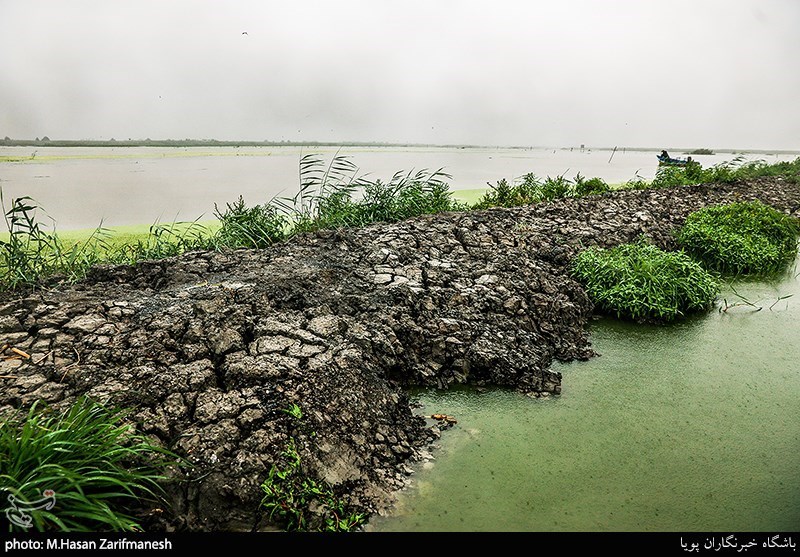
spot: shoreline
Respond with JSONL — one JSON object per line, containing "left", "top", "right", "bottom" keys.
{"left": 3, "top": 143, "right": 799, "bottom": 162}
{"left": 1, "top": 178, "right": 799, "bottom": 530}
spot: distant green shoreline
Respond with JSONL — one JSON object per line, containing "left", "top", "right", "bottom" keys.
{"left": 2, "top": 139, "right": 798, "bottom": 155}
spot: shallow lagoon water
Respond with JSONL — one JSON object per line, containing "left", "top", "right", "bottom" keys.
{"left": 371, "top": 260, "right": 800, "bottom": 531}
{"left": 0, "top": 146, "right": 794, "bottom": 229}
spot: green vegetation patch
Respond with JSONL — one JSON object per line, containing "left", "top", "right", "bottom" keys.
{"left": 677, "top": 201, "right": 800, "bottom": 276}
{"left": 0, "top": 196, "right": 214, "bottom": 290}
{"left": 2, "top": 155, "right": 798, "bottom": 290}
{"left": 0, "top": 398, "right": 173, "bottom": 532}
{"left": 288, "top": 154, "right": 467, "bottom": 234}
{"left": 261, "top": 439, "right": 366, "bottom": 532}
{"left": 573, "top": 240, "right": 719, "bottom": 322}
{"left": 261, "top": 404, "right": 365, "bottom": 532}
{"left": 474, "top": 172, "right": 609, "bottom": 209}
{"left": 0, "top": 154, "right": 467, "bottom": 288}
{"left": 727, "top": 157, "right": 800, "bottom": 184}
{"left": 214, "top": 196, "right": 286, "bottom": 249}
{"left": 637, "top": 156, "right": 800, "bottom": 190}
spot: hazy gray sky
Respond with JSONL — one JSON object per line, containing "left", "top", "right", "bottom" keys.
{"left": 2, "top": 0, "right": 798, "bottom": 149}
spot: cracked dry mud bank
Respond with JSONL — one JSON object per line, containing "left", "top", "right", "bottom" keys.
{"left": 1, "top": 179, "right": 798, "bottom": 530}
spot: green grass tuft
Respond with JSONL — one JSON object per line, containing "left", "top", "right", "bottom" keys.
{"left": 0, "top": 195, "right": 110, "bottom": 288}
{"left": 473, "top": 172, "right": 609, "bottom": 209}
{"left": 649, "top": 160, "right": 705, "bottom": 189}
{"left": 108, "top": 220, "right": 214, "bottom": 265}
{"left": 0, "top": 398, "right": 174, "bottom": 532}
{"left": 261, "top": 404, "right": 365, "bottom": 532}
{"left": 573, "top": 239, "right": 719, "bottom": 322}
{"left": 0, "top": 193, "right": 216, "bottom": 290}
{"left": 573, "top": 174, "right": 611, "bottom": 197}
{"left": 677, "top": 201, "right": 800, "bottom": 276}
{"left": 213, "top": 196, "right": 286, "bottom": 249}
{"left": 212, "top": 154, "right": 468, "bottom": 248}
{"left": 631, "top": 156, "right": 800, "bottom": 190}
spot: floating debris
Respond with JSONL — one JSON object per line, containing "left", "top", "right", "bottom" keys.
{"left": 430, "top": 413, "right": 458, "bottom": 425}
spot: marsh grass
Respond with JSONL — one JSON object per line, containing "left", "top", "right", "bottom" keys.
{"left": 573, "top": 173, "right": 612, "bottom": 197}
{"left": 108, "top": 219, "right": 214, "bottom": 265}
{"left": 284, "top": 154, "right": 467, "bottom": 232}
{"left": 649, "top": 161, "right": 704, "bottom": 189}
{"left": 729, "top": 157, "right": 800, "bottom": 184}
{"left": 0, "top": 194, "right": 110, "bottom": 289}
{"left": 638, "top": 156, "right": 800, "bottom": 189}
{"left": 573, "top": 239, "right": 719, "bottom": 322}
{"left": 0, "top": 193, "right": 215, "bottom": 289}
{"left": 677, "top": 201, "right": 800, "bottom": 276}
{"left": 214, "top": 154, "right": 467, "bottom": 248}
{"left": 212, "top": 196, "right": 286, "bottom": 249}
{"left": 2, "top": 155, "right": 798, "bottom": 290}
{"left": 0, "top": 398, "right": 174, "bottom": 532}
{"left": 473, "top": 172, "right": 610, "bottom": 209}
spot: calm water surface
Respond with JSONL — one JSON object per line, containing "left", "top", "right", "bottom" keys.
{"left": 0, "top": 146, "right": 794, "bottom": 229}
{"left": 371, "top": 260, "right": 800, "bottom": 531}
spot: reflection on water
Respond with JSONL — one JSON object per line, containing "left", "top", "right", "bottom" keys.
{"left": 0, "top": 146, "right": 793, "bottom": 229}
{"left": 371, "top": 258, "right": 800, "bottom": 531}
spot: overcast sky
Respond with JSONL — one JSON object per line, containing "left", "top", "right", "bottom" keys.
{"left": 1, "top": 0, "right": 798, "bottom": 149}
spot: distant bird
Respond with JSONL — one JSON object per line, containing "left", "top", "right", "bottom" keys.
{"left": 242, "top": 31, "right": 248, "bottom": 35}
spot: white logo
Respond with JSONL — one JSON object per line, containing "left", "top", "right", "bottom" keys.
{"left": 4, "top": 490, "right": 56, "bottom": 529}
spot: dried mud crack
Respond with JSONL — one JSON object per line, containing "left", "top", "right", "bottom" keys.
{"left": 1, "top": 178, "right": 798, "bottom": 530}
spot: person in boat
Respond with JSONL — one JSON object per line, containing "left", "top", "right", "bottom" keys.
{"left": 658, "top": 150, "right": 689, "bottom": 166}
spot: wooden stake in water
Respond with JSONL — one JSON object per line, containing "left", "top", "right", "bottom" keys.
{"left": 608, "top": 146, "right": 618, "bottom": 163}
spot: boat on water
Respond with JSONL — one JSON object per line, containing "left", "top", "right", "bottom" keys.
{"left": 657, "top": 150, "right": 692, "bottom": 167}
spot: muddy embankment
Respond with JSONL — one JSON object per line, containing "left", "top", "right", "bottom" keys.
{"left": 1, "top": 178, "right": 799, "bottom": 530}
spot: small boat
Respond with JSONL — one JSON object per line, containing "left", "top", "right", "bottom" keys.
{"left": 657, "top": 153, "right": 691, "bottom": 167}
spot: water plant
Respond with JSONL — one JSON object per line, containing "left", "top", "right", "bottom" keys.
{"left": 649, "top": 160, "right": 705, "bottom": 189}
{"left": 109, "top": 219, "right": 214, "bottom": 264}
{"left": 2, "top": 155, "right": 798, "bottom": 290}
{"left": 573, "top": 173, "right": 611, "bottom": 197}
{"left": 539, "top": 175, "right": 574, "bottom": 201}
{"left": 677, "top": 201, "right": 799, "bottom": 276}
{"left": 0, "top": 398, "right": 174, "bottom": 532}
{"left": 629, "top": 156, "right": 800, "bottom": 190}
{"left": 0, "top": 193, "right": 216, "bottom": 289}
{"left": 213, "top": 196, "right": 286, "bottom": 249}
{"left": 211, "top": 154, "right": 466, "bottom": 248}
{"left": 573, "top": 239, "right": 719, "bottom": 322}
{"left": 0, "top": 195, "right": 110, "bottom": 289}
{"left": 728, "top": 157, "right": 800, "bottom": 184}
{"left": 624, "top": 171, "right": 649, "bottom": 190}
{"left": 284, "top": 154, "right": 466, "bottom": 233}
{"left": 475, "top": 172, "right": 610, "bottom": 209}
{"left": 472, "top": 177, "right": 533, "bottom": 208}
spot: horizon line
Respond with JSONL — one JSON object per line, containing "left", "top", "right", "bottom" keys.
{"left": 2, "top": 138, "right": 799, "bottom": 154}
